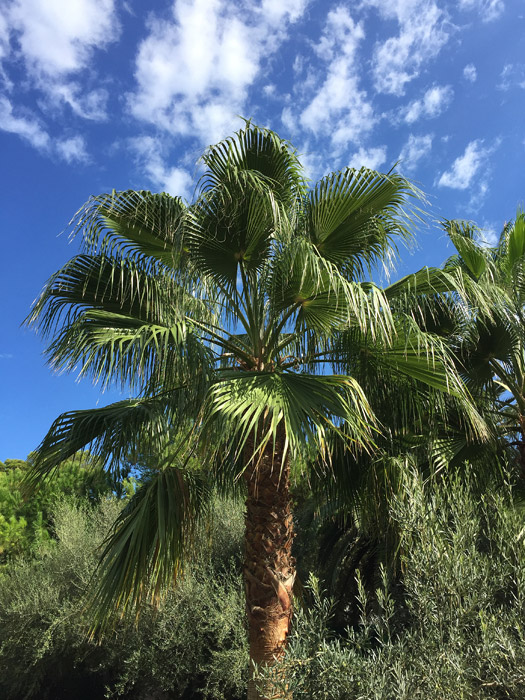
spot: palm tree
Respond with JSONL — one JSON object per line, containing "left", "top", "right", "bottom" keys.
{"left": 26, "top": 124, "right": 484, "bottom": 699}
{"left": 442, "top": 215, "right": 525, "bottom": 481}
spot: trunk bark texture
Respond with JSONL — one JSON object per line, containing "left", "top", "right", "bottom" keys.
{"left": 243, "top": 435, "right": 296, "bottom": 700}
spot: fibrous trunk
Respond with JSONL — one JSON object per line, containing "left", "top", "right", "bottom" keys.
{"left": 243, "top": 435, "right": 296, "bottom": 700}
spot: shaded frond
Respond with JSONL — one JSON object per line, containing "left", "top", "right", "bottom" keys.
{"left": 90, "top": 462, "right": 211, "bottom": 628}
{"left": 70, "top": 190, "right": 188, "bottom": 271}
{"left": 199, "top": 121, "right": 307, "bottom": 207}
{"left": 26, "top": 393, "right": 191, "bottom": 485}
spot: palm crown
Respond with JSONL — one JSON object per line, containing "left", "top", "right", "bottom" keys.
{"left": 27, "top": 124, "right": 485, "bottom": 698}
{"left": 443, "top": 214, "right": 525, "bottom": 478}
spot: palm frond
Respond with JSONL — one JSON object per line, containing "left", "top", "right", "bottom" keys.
{"left": 89, "top": 461, "right": 211, "bottom": 629}
{"left": 202, "top": 371, "right": 377, "bottom": 473}
{"left": 199, "top": 121, "right": 307, "bottom": 206}
{"left": 67, "top": 190, "right": 189, "bottom": 273}
{"left": 267, "top": 238, "right": 395, "bottom": 345}
{"left": 306, "top": 167, "right": 423, "bottom": 276}
{"left": 25, "top": 393, "right": 192, "bottom": 485}
{"left": 26, "top": 254, "right": 216, "bottom": 337}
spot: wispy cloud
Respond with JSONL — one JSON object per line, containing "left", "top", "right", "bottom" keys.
{"left": 0, "top": 353, "right": 14, "bottom": 360}
{"left": 498, "top": 63, "right": 525, "bottom": 91}
{"left": 463, "top": 63, "right": 477, "bottom": 82}
{"left": 40, "top": 83, "right": 109, "bottom": 121}
{"left": 363, "top": 0, "right": 451, "bottom": 96}
{"left": 398, "top": 133, "right": 433, "bottom": 173}
{"left": 437, "top": 139, "right": 494, "bottom": 190}
{"left": 402, "top": 85, "right": 453, "bottom": 124}
{"left": 0, "top": 95, "right": 90, "bottom": 162}
{"left": 128, "top": 135, "right": 194, "bottom": 199}
{"left": 458, "top": 0, "right": 505, "bottom": 22}
{"left": 0, "top": 95, "right": 49, "bottom": 150}
{"left": 55, "top": 135, "right": 89, "bottom": 163}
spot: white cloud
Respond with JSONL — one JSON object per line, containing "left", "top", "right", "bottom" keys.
{"left": 398, "top": 134, "right": 432, "bottom": 173}
{"left": 0, "top": 95, "right": 92, "bottom": 162}
{"left": 463, "top": 63, "right": 477, "bottom": 82}
{"left": 0, "top": 95, "right": 49, "bottom": 150}
{"left": 43, "top": 84, "right": 109, "bottom": 120}
{"left": 348, "top": 145, "right": 387, "bottom": 170}
{"left": 0, "top": 353, "right": 14, "bottom": 360}
{"left": 128, "top": 0, "right": 308, "bottom": 143}
{"left": 499, "top": 63, "right": 525, "bottom": 91}
{"left": 55, "top": 135, "right": 89, "bottom": 163}
{"left": 468, "top": 179, "right": 490, "bottom": 211}
{"left": 294, "top": 145, "right": 326, "bottom": 183}
{"left": 129, "top": 136, "right": 194, "bottom": 199}
{"left": 362, "top": 0, "right": 451, "bottom": 96}
{"left": 1, "top": 0, "right": 118, "bottom": 122}
{"left": 281, "top": 106, "right": 295, "bottom": 135}
{"left": 438, "top": 140, "right": 492, "bottom": 189}
{"left": 403, "top": 84, "right": 453, "bottom": 123}
{"left": 0, "top": 12, "right": 10, "bottom": 63}
{"left": 459, "top": 0, "right": 505, "bottom": 22}
{"left": 260, "top": 0, "right": 307, "bottom": 24}
{"left": 299, "top": 8, "right": 374, "bottom": 150}
{"left": 6, "top": 0, "right": 119, "bottom": 78}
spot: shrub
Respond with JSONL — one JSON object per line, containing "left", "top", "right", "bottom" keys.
{"left": 0, "top": 495, "right": 247, "bottom": 700}
{"left": 265, "top": 473, "right": 525, "bottom": 699}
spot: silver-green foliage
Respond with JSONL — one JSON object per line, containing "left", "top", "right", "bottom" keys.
{"left": 0, "top": 495, "right": 247, "bottom": 700}
{"left": 265, "top": 472, "right": 525, "bottom": 699}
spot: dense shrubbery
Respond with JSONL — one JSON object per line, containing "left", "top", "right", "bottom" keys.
{"left": 0, "top": 494, "right": 247, "bottom": 700}
{"left": 0, "top": 469, "right": 524, "bottom": 699}
{"left": 266, "top": 472, "right": 525, "bottom": 699}
{"left": 0, "top": 454, "right": 113, "bottom": 560}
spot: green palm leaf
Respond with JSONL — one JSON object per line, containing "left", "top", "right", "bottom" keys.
{"left": 306, "top": 167, "right": 422, "bottom": 274}
{"left": 25, "top": 394, "right": 192, "bottom": 485}
{"left": 90, "top": 462, "right": 211, "bottom": 627}
{"left": 72, "top": 190, "right": 188, "bottom": 271}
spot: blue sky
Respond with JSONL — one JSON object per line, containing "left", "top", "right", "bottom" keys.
{"left": 1, "top": 0, "right": 524, "bottom": 460}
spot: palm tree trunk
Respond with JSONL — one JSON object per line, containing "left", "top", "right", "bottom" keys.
{"left": 243, "top": 434, "right": 296, "bottom": 700}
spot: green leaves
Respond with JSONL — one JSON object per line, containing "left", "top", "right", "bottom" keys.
{"left": 26, "top": 121, "right": 490, "bottom": 630}
{"left": 199, "top": 121, "right": 306, "bottom": 207}
{"left": 90, "top": 463, "right": 211, "bottom": 626}
{"left": 443, "top": 220, "right": 488, "bottom": 279}
{"left": 202, "top": 371, "right": 377, "bottom": 470}
{"left": 306, "top": 167, "right": 421, "bottom": 275}
{"left": 72, "top": 190, "right": 188, "bottom": 271}
{"left": 26, "top": 395, "right": 190, "bottom": 486}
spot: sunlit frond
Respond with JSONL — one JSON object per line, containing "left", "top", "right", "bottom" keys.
{"left": 306, "top": 167, "right": 423, "bottom": 276}
{"left": 202, "top": 371, "right": 377, "bottom": 472}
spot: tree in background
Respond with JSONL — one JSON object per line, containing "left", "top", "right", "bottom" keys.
{"left": 26, "top": 123, "right": 485, "bottom": 699}
{"left": 0, "top": 453, "right": 111, "bottom": 560}
{"left": 441, "top": 214, "right": 525, "bottom": 481}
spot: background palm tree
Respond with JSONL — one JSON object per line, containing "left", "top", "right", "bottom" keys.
{"left": 26, "top": 123, "right": 484, "bottom": 699}
{"left": 440, "top": 215, "right": 525, "bottom": 481}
